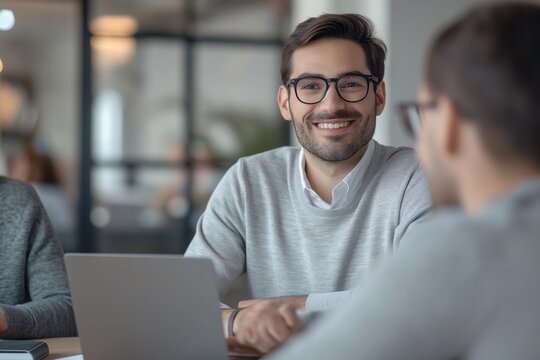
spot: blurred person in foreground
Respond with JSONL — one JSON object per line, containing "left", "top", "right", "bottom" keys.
{"left": 0, "top": 176, "right": 77, "bottom": 339}
{"left": 186, "top": 13, "right": 431, "bottom": 355}
{"left": 267, "top": 2, "right": 540, "bottom": 359}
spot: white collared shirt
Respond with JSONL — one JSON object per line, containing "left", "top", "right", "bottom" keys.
{"left": 299, "top": 140, "right": 375, "bottom": 209}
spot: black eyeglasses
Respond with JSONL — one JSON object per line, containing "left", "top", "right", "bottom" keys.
{"left": 286, "top": 73, "right": 379, "bottom": 105}
{"left": 397, "top": 100, "right": 437, "bottom": 137}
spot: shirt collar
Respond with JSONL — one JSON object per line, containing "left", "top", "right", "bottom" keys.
{"left": 299, "top": 140, "right": 375, "bottom": 209}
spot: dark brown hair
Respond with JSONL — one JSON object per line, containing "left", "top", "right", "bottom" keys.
{"left": 426, "top": 2, "right": 540, "bottom": 164}
{"left": 280, "top": 13, "right": 387, "bottom": 84}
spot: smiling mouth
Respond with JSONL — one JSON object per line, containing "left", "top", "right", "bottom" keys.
{"left": 313, "top": 120, "right": 354, "bottom": 129}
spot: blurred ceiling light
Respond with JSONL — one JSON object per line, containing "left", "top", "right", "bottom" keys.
{"left": 0, "top": 9, "right": 15, "bottom": 31}
{"left": 91, "top": 37, "right": 135, "bottom": 69}
{"left": 90, "top": 15, "right": 138, "bottom": 69}
{"left": 91, "top": 15, "right": 138, "bottom": 36}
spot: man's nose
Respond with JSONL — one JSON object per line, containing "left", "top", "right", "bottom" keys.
{"left": 319, "top": 82, "right": 346, "bottom": 111}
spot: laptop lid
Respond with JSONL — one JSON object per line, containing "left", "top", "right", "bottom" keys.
{"left": 65, "top": 253, "right": 228, "bottom": 360}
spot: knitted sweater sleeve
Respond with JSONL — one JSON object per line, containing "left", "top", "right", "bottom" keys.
{"left": 0, "top": 178, "right": 77, "bottom": 339}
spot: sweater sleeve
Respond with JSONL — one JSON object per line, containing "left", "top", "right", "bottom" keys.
{"left": 305, "top": 290, "right": 355, "bottom": 311}
{"left": 185, "top": 161, "right": 247, "bottom": 302}
{"left": 393, "top": 164, "right": 432, "bottom": 248}
{"left": 0, "top": 184, "right": 77, "bottom": 339}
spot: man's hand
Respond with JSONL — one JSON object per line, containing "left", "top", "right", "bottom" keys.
{"left": 226, "top": 337, "right": 263, "bottom": 357}
{"left": 231, "top": 301, "right": 302, "bottom": 354}
{"left": 0, "top": 308, "right": 8, "bottom": 335}
{"left": 238, "top": 295, "right": 307, "bottom": 311}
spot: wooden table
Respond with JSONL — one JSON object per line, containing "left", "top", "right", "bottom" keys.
{"left": 41, "top": 337, "right": 81, "bottom": 359}
{"left": 40, "top": 337, "right": 260, "bottom": 359}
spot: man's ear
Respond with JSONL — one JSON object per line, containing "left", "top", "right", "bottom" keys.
{"left": 277, "top": 85, "right": 292, "bottom": 121}
{"left": 439, "top": 96, "right": 462, "bottom": 156}
{"left": 375, "top": 80, "right": 386, "bottom": 115}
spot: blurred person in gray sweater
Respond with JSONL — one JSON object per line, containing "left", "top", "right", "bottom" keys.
{"left": 0, "top": 176, "right": 76, "bottom": 339}
{"left": 268, "top": 2, "right": 540, "bottom": 359}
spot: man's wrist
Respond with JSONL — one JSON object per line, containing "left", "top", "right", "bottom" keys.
{"left": 221, "top": 308, "right": 233, "bottom": 336}
{"left": 227, "top": 308, "right": 243, "bottom": 337}
{"left": 294, "top": 295, "right": 307, "bottom": 310}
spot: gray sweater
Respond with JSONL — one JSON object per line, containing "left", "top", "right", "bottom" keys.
{"left": 0, "top": 177, "right": 77, "bottom": 339}
{"left": 269, "top": 178, "right": 540, "bottom": 360}
{"left": 186, "top": 142, "right": 431, "bottom": 309}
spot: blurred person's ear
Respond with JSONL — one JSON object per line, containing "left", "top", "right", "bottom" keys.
{"left": 277, "top": 85, "right": 292, "bottom": 121}
{"left": 438, "top": 95, "right": 463, "bottom": 158}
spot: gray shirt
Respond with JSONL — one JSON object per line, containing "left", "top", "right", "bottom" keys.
{"left": 186, "top": 142, "right": 431, "bottom": 310}
{"left": 0, "top": 177, "right": 77, "bottom": 339}
{"left": 269, "top": 178, "right": 540, "bottom": 360}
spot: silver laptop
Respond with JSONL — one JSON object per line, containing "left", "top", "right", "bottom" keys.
{"left": 65, "top": 253, "right": 229, "bottom": 360}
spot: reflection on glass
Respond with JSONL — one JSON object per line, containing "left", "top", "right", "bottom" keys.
{"left": 91, "top": 37, "right": 136, "bottom": 69}
{"left": 91, "top": 15, "right": 138, "bottom": 36}
{"left": 93, "top": 89, "right": 123, "bottom": 162}
{"left": 91, "top": 15, "right": 138, "bottom": 69}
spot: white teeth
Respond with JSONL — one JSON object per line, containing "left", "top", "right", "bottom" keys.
{"left": 316, "top": 122, "right": 350, "bottom": 129}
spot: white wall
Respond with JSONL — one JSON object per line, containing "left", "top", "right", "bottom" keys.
{"left": 387, "top": 0, "right": 493, "bottom": 147}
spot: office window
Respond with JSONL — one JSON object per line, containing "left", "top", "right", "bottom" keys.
{"left": 84, "top": 0, "right": 289, "bottom": 253}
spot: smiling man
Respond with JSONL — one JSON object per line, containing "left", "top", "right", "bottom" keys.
{"left": 186, "top": 13, "right": 431, "bottom": 354}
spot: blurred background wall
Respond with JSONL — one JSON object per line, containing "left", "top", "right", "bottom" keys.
{"left": 0, "top": 0, "right": 507, "bottom": 255}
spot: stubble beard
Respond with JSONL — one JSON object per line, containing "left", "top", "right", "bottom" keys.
{"left": 291, "top": 111, "right": 376, "bottom": 162}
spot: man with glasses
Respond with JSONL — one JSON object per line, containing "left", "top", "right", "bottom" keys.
{"left": 186, "top": 13, "right": 431, "bottom": 354}
{"left": 267, "top": 2, "right": 540, "bottom": 359}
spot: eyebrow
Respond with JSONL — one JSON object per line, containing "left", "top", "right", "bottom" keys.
{"left": 294, "top": 70, "right": 371, "bottom": 78}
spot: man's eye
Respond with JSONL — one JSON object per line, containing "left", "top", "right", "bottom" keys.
{"left": 300, "top": 83, "right": 322, "bottom": 90}
{"left": 340, "top": 82, "right": 362, "bottom": 88}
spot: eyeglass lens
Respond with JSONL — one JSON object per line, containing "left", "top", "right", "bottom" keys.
{"left": 295, "top": 75, "right": 369, "bottom": 104}
{"left": 399, "top": 105, "right": 423, "bottom": 136}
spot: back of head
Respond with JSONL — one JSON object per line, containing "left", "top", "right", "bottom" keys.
{"left": 426, "top": 2, "right": 540, "bottom": 165}
{"left": 280, "top": 13, "right": 387, "bottom": 84}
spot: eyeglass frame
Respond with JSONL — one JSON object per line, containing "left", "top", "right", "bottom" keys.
{"left": 397, "top": 100, "right": 438, "bottom": 137}
{"left": 285, "top": 72, "right": 380, "bottom": 105}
